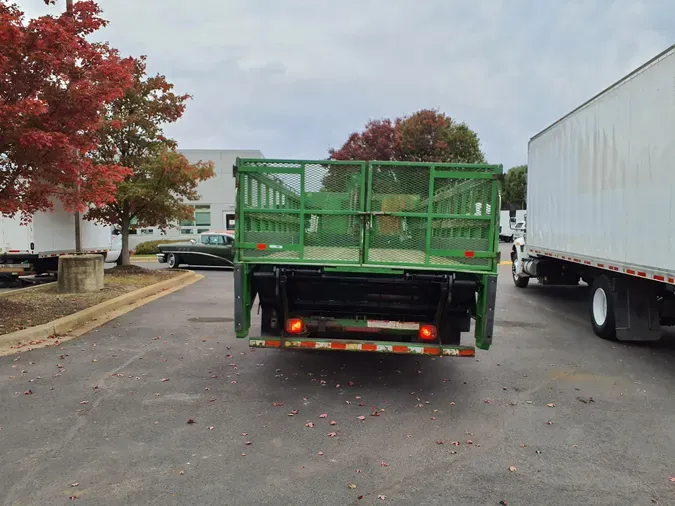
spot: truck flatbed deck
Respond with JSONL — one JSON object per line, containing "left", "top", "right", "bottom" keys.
{"left": 261, "top": 246, "right": 480, "bottom": 268}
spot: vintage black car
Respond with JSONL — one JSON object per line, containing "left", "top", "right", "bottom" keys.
{"left": 157, "top": 231, "right": 234, "bottom": 269}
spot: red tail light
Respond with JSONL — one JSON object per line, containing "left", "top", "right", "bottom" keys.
{"left": 285, "top": 318, "right": 305, "bottom": 334}
{"left": 419, "top": 324, "right": 437, "bottom": 341}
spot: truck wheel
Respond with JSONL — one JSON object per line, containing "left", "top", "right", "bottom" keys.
{"left": 511, "top": 250, "right": 529, "bottom": 288}
{"left": 167, "top": 253, "right": 180, "bottom": 269}
{"left": 590, "top": 275, "right": 616, "bottom": 340}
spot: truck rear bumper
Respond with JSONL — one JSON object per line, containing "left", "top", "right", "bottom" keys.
{"left": 249, "top": 337, "right": 475, "bottom": 357}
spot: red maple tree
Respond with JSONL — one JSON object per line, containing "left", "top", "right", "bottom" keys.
{"left": 326, "top": 109, "right": 486, "bottom": 191}
{"left": 0, "top": 0, "right": 135, "bottom": 217}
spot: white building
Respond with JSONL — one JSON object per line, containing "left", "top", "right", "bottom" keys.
{"left": 128, "top": 149, "right": 263, "bottom": 249}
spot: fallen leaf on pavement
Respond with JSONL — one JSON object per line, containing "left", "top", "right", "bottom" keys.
{"left": 245, "top": 441, "right": 252, "bottom": 445}
{"left": 466, "top": 440, "right": 473, "bottom": 444}
{"left": 208, "top": 426, "right": 214, "bottom": 430}
{"left": 327, "top": 432, "right": 337, "bottom": 437}
{"left": 371, "top": 411, "right": 380, "bottom": 417}
{"left": 508, "top": 466, "right": 517, "bottom": 472}
{"left": 330, "top": 420, "right": 337, "bottom": 425}
{"left": 451, "top": 441, "right": 460, "bottom": 446}
{"left": 319, "top": 413, "right": 327, "bottom": 418}
{"left": 380, "top": 461, "right": 389, "bottom": 467}
{"left": 79, "top": 401, "right": 88, "bottom": 405}
{"left": 71, "top": 482, "right": 79, "bottom": 487}
{"left": 318, "top": 451, "right": 324, "bottom": 456}
{"left": 273, "top": 402, "right": 283, "bottom": 407}
{"left": 305, "top": 422, "right": 315, "bottom": 428}
{"left": 241, "top": 432, "right": 248, "bottom": 436}
{"left": 187, "top": 418, "right": 196, "bottom": 424}
{"left": 241, "top": 453, "right": 246, "bottom": 456}
{"left": 484, "top": 399, "right": 491, "bottom": 404}
{"left": 546, "top": 403, "right": 555, "bottom": 408}
{"left": 436, "top": 440, "right": 443, "bottom": 445}
{"left": 348, "top": 483, "right": 357, "bottom": 489}
{"left": 24, "top": 390, "right": 33, "bottom": 395}
{"left": 378, "top": 495, "right": 386, "bottom": 500}
{"left": 357, "top": 416, "right": 366, "bottom": 421}
{"left": 160, "top": 378, "right": 169, "bottom": 382}
{"left": 288, "top": 410, "right": 299, "bottom": 416}
{"left": 231, "top": 380, "right": 237, "bottom": 384}
{"left": 546, "top": 420, "right": 553, "bottom": 425}
{"left": 179, "top": 470, "right": 185, "bottom": 475}
{"left": 669, "top": 476, "right": 675, "bottom": 482}
{"left": 356, "top": 469, "right": 361, "bottom": 473}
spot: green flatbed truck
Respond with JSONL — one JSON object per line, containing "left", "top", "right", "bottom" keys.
{"left": 233, "top": 158, "right": 502, "bottom": 357}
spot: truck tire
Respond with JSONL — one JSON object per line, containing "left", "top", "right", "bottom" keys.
{"left": 511, "top": 250, "right": 529, "bottom": 288}
{"left": 590, "top": 275, "right": 617, "bottom": 340}
{"left": 167, "top": 253, "right": 180, "bottom": 269}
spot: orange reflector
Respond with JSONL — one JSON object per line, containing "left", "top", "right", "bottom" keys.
{"left": 257, "top": 243, "right": 267, "bottom": 250}
{"left": 458, "top": 348, "right": 475, "bottom": 357}
{"left": 285, "top": 318, "right": 305, "bottom": 334}
{"left": 464, "top": 251, "right": 475, "bottom": 258}
{"left": 419, "top": 324, "right": 437, "bottom": 341}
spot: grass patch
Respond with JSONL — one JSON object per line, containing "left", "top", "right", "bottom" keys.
{"left": 0, "top": 266, "right": 182, "bottom": 335}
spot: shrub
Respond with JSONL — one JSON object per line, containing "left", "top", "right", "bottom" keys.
{"left": 133, "top": 239, "right": 183, "bottom": 255}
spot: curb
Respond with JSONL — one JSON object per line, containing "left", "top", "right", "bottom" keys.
{"left": 0, "top": 270, "right": 203, "bottom": 355}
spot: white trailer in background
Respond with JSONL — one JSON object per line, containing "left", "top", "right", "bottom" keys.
{"left": 511, "top": 44, "right": 675, "bottom": 341}
{"left": 0, "top": 202, "right": 121, "bottom": 279}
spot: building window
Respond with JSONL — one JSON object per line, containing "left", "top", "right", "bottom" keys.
{"left": 180, "top": 205, "right": 211, "bottom": 234}
{"left": 140, "top": 228, "right": 154, "bottom": 235}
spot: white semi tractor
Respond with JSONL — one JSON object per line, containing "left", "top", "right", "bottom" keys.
{"left": 511, "top": 44, "right": 675, "bottom": 341}
{"left": 0, "top": 202, "right": 122, "bottom": 279}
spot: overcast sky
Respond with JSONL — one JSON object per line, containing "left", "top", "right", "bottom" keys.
{"left": 16, "top": 0, "right": 674, "bottom": 169}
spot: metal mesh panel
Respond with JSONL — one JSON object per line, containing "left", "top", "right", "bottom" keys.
{"left": 366, "top": 163, "right": 495, "bottom": 268}
{"left": 237, "top": 159, "right": 499, "bottom": 270}
{"left": 302, "top": 161, "right": 363, "bottom": 262}
{"left": 239, "top": 165, "right": 302, "bottom": 260}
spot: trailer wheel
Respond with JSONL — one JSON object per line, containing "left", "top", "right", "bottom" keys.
{"left": 590, "top": 275, "right": 616, "bottom": 340}
{"left": 511, "top": 249, "right": 529, "bottom": 288}
{"left": 167, "top": 253, "right": 180, "bottom": 269}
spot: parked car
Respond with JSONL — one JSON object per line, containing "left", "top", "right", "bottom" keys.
{"left": 157, "top": 231, "right": 234, "bottom": 269}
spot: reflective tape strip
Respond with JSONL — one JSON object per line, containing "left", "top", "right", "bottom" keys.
{"left": 529, "top": 248, "right": 675, "bottom": 286}
{"left": 248, "top": 339, "right": 475, "bottom": 357}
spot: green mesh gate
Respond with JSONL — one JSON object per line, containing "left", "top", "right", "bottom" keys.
{"left": 364, "top": 161, "right": 500, "bottom": 269}
{"left": 235, "top": 158, "right": 501, "bottom": 272}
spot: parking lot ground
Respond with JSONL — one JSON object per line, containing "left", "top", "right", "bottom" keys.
{"left": 1, "top": 259, "right": 674, "bottom": 505}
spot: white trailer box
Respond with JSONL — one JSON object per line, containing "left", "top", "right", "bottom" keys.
{"left": 513, "top": 45, "right": 675, "bottom": 341}
{"left": 0, "top": 201, "right": 118, "bottom": 274}
{"left": 527, "top": 45, "right": 675, "bottom": 280}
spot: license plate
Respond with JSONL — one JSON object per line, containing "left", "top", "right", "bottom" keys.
{"left": 366, "top": 320, "right": 419, "bottom": 330}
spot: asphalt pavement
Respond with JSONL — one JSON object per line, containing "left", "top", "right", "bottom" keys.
{"left": 1, "top": 250, "right": 674, "bottom": 505}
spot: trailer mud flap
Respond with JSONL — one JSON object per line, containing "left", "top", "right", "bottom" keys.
{"left": 476, "top": 274, "right": 497, "bottom": 350}
{"left": 249, "top": 338, "right": 475, "bottom": 357}
{"left": 234, "top": 263, "right": 249, "bottom": 338}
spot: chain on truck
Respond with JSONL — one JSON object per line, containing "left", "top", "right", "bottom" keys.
{"left": 232, "top": 158, "right": 503, "bottom": 357}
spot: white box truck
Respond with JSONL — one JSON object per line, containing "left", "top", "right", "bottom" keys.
{"left": 0, "top": 202, "right": 122, "bottom": 279}
{"left": 510, "top": 44, "right": 675, "bottom": 341}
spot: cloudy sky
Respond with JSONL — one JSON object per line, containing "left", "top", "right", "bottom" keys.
{"left": 16, "top": 0, "right": 674, "bottom": 169}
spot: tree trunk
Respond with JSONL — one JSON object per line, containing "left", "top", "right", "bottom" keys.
{"left": 120, "top": 211, "right": 131, "bottom": 266}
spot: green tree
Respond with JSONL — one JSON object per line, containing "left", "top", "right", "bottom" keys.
{"left": 502, "top": 164, "right": 527, "bottom": 209}
{"left": 327, "top": 109, "right": 485, "bottom": 192}
{"left": 85, "top": 56, "right": 214, "bottom": 264}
